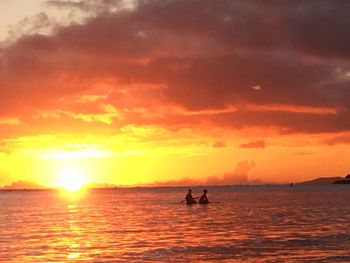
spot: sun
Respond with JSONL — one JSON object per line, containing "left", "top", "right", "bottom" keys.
{"left": 56, "top": 168, "right": 87, "bottom": 192}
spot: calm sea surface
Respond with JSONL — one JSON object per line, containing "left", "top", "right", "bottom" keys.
{"left": 1, "top": 185, "right": 350, "bottom": 262}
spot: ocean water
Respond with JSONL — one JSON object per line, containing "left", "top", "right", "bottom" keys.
{"left": 1, "top": 185, "right": 350, "bottom": 262}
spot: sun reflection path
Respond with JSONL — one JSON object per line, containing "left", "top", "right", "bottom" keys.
{"left": 65, "top": 205, "right": 83, "bottom": 260}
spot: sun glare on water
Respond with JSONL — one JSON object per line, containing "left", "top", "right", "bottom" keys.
{"left": 56, "top": 168, "right": 87, "bottom": 192}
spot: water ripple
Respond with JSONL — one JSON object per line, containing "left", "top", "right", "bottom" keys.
{"left": 0, "top": 186, "right": 350, "bottom": 262}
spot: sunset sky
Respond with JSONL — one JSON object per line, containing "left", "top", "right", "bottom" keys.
{"left": 0, "top": 0, "right": 349, "bottom": 188}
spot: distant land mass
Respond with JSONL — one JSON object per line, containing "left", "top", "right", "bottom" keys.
{"left": 85, "top": 182, "right": 117, "bottom": 189}
{"left": 1, "top": 181, "right": 46, "bottom": 190}
{"left": 299, "top": 174, "right": 350, "bottom": 185}
{"left": 1, "top": 174, "right": 350, "bottom": 190}
{"left": 333, "top": 174, "right": 350, "bottom": 184}
{"left": 0, "top": 181, "right": 118, "bottom": 190}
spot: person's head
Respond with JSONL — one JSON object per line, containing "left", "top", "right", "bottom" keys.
{"left": 188, "top": 189, "right": 192, "bottom": 193}
{"left": 203, "top": 189, "right": 207, "bottom": 193}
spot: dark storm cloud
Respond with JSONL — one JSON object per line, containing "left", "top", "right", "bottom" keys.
{"left": 0, "top": 0, "right": 349, "bottom": 133}
{"left": 46, "top": 0, "right": 124, "bottom": 13}
{"left": 211, "top": 110, "right": 350, "bottom": 134}
{"left": 43, "top": 0, "right": 350, "bottom": 59}
{"left": 156, "top": 54, "right": 336, "bottom": 110}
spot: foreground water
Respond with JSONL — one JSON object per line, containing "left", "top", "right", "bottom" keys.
{"left": 1, "top": 185, "right": 350, "bottom": 262}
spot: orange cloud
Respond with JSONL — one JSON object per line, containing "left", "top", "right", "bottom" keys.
{"left": 324, "top": 134, "right": 350, "bottom": 145}
{"left": 239, "top": 140, "right": 266, "bottom": 149}
{"left": 206, "top": 161, "right": 256, "bottom": 185}
{"left": 212, "top": 141, "right": 227, "bottom": 148}
{"left": 154, "top": 161, "right": 257, "bottom": 186}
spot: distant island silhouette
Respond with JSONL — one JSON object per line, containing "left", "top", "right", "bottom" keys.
{"left": 1, "top": 174, "right": 350, "bottom": 190}
{"left": 0, "top": 180, "right": 45, "bottom": 190}
{"left": 333, "top": 174, "right": 350, "bottom": 184}
{"left": 299, "top": 174, "right": 350, "bottom": 185}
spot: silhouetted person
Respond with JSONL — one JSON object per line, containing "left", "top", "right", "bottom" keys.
{"left": 199, "top": 189, "right": 210, "bottom": 204}
{"left": 185, "top": 189, "right": 197, "bottom": 204}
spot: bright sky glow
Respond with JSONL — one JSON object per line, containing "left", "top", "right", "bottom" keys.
{"left": 0, "top": 1, "right": 349, "bottom": 188}
{"left": 55, "top": 167, "right": 88, "bottom": 192}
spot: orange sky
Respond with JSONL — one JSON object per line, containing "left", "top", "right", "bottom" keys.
{"left": 0, "top": 0, "right": 350, "bottom": 188}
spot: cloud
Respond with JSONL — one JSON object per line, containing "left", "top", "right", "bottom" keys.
{"left": 154, "top": 160, "right": 257, "bottom": 186}
{"left": 153, "top": 177, "right": 199, "bottom": 187}
{"left": 0, "top": 140, "right": 13, "bottom": 155}
{"left": 206, "top": 160, "right": 256, "bottom": 185}
{"left": 212, "top": 141, "right": 226, "bottom": 148}
{"left": 239, "top": 140, "right": 266, "bottom": 149}
{"left": 6, "top": 13, "right": 53, "bottom": 41}
{"left": 324, "top": 134, "right": 350, "bottom": 145}
{"left": 0, "top": 141, "right": 7, "bottom": 154}
{"left": 46, "top": 0, "right": 129, "bottom": 14}
{"left": 0, "top": 0, "right": 349, "bottom": 136}
{"left": 150, "top": 160, "right": 257, "bottom": 186}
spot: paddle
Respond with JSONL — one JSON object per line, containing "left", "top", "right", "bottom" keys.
{"left": 181, "top": 201, "right": 221, "bottom": 204}
{"left": 180, "top": 196, "right": 200, "bottom": 203}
